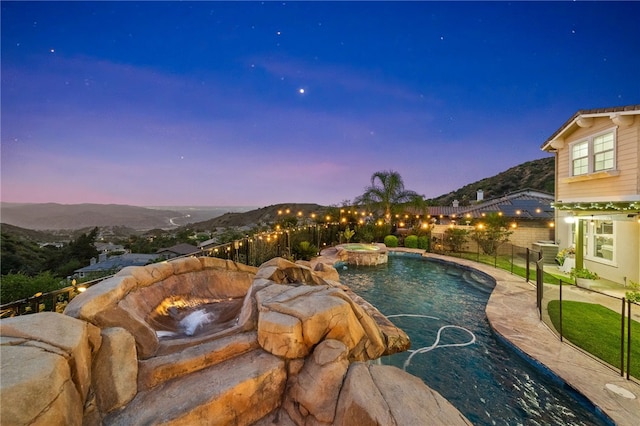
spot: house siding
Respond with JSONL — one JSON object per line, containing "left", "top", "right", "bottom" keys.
{"left": 556, "top": 116, "right": 640, "bottom": 202}
{"left": 583, "top": 220, "right": 640, "bottom": 285}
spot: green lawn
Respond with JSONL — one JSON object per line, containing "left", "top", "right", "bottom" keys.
{"left": 547, "top": 300, "right": 640, "bottom": 379}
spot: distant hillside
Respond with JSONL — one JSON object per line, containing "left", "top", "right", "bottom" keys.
{"left": 0, "top": 203, "right": 182, "bottom": 231}
{"left": 0, "top": 158, "right": 555, "bottom": 233}
{"left": 427, "top": 157, "right": 554, "bottom": 206}
{"left": 0, "top": 223, "right": 65, "bottom": 243}
{"left": 189, "top": 203, "right": 327, "bottom": 231}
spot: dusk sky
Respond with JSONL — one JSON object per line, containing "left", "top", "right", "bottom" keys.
{"left": 2, "top": 1, "right": 640, "bottom": 208}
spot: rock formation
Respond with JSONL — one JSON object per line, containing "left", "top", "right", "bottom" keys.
{"left": 0, "top": 256, "right": 471, "bottom": 425}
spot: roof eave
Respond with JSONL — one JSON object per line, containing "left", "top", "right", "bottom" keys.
{"left": 541, "top": 105, "right": 640, "bottom": 152}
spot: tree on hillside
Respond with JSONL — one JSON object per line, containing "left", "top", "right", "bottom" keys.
{"left": 355, "top": 170, "right": 424, "bottom": 223}
{"left": 46, "top": 227, "right": 100, "bottom": 277}
{"left": 0, "top": 232, "right": 49, "bottom": 275}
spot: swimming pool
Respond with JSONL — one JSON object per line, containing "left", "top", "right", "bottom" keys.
{"left": 338, "top": 253, "right": 609, "bottom": 425}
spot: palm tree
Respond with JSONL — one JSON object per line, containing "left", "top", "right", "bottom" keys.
{"left": 355, "top": 170, "right": 424, "bottom": 223}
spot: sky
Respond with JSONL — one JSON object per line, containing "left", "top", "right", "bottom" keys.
{"left": 2, "top": 1, "right": 640, "bottom": 208}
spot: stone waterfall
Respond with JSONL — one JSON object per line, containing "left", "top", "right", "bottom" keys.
{"left": 0, "top": 256, "right": 471, "bottom": 425}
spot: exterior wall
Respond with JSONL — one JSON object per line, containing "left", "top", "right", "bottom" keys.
{"left": 582, "top": 220, "right": 640, "bottom": 284}
{"left": 554, "top": 214, "right": 640, "bottom": 284}
{"left": 431, "top": 223, "right": 554, "bottom": 254}
{"left": 509, "top": 223, "right": 555, "bottom": 248}
{"left": 556, "top": 116, "right": 640, "bottom": 202}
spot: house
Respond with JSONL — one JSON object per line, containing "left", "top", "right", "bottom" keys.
{"left": 427, "top": 189, "right": 556, "bottom": 254}
{"left": 95, "top": 242, "right": 127, "bottom": 254}
{"left": 541, "top": 105, "right": 640, "bottom": 285}
{"left": 74, "top": 253, "right": 158, "bottom": 279}
{"left": 156, "top": 243, "right": 199, "bottom": 260}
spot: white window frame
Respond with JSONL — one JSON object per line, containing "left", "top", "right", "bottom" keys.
{"left": 569, "top": 127, "right": 617, "bottom": 177}
{"left": 582, "top": 218, "right": 616, "bottom": 265}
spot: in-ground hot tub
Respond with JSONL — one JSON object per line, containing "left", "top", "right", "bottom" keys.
{"left": 337, "top": 243, "right": 388, "bottom": 266}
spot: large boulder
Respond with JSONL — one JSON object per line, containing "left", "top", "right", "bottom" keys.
{"left": 91, "top": 327, "right": 138, "bottom": 413}
{"left": 284, "top": 339, "right": 350, "bottom": 424}
{"left": 256, "top": 283, "right": 386, "bottom": 361}
{"left": 335, "top": 363, "right": 473, "bottom": 426}
{"left": 0, "top": 312, "right": 102, "bottom": 425}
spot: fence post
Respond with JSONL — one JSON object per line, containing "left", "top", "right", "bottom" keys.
{"left": 559, "top": 279, "right": 563, "bottom": 342}
{"left": 34, "top": 294, "right": 42, "bottom": 313}
{"left": 620, "top": 297, "right": 626, "bottom": 377}
{"left": 627, "top": 299, "right": 632, "bottom": 380}
{"left": 526, "top": 248, "right": 530, "bottom": 282}
{"left": 536, "top": 259, "right": 543, "bottom": 319}
{"left": 510, "top": 244, "right": 514, "bottom": 274}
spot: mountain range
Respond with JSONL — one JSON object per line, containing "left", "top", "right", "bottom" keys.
{"left": 0, "top": 157, "right": 554, "bottom": 232}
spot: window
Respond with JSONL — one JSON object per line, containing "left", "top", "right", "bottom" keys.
{"left": 570, "top": 129, "right": 616, "bottom": 176}
{"left": 572, "top": 141, "right": 589, "bottom": 175}
{"left": 583, "top": 218, "right": 615, "bottom": 263}
{"left": 593, "top": 132, "right": 615, "bottom": 171}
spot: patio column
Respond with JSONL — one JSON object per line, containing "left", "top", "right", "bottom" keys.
{"left": 575, "top": 218, "right": 584, "bottom": 270}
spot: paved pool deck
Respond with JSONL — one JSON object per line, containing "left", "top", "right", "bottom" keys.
{"left": 425, "top": 253, "right": 640, "bottom": 426}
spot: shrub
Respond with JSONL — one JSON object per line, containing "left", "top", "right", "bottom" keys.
{"left": 570, "top": 268, "right": 599, "bottom": 280}
{"left": 0, "top": 272, "right": 64, "bottom": 305}
{"left": 443, "top": 228, "right": 469, "bottom": 252}
{"left": 384, "top": 235, "right": 398, "bottom": 248}
{"left": 357, "top": 228, "right": 375, "bottom": 243}
{"left": 469, "top": 213, "right": 512, "bottom": 255}
{"left": 417, "top": 236, "right": 430, "bottom": 251}
{"left": 625, "top": 280, "right": 640, "bottom": 303}
{"left": 293, "top": 241, "right": 318, "bottom": 261}
{"left": 342, "top": 227, "right": 355, "bottom": 243}
{"left": 404, "top": 235, "right": 418, "bottom": 248}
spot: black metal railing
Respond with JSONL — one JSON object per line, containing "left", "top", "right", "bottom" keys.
{"left": 540, "top": 277, "right": 638, "bottom": 383}
{"left": 1, "top": 224, "right": 346, "bottom": 318}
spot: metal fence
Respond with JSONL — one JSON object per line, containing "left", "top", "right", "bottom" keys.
{"left": 3, "top": 228, "right": 638, "bottom": 384}
{"left": 431, "top": 239, "right": 544, "bottom": 283}
{"left": 539, "top": 277, "right": 639, "bottom": 382}
{"left": 0, "top": 224, "right": 345, "bottom": 318}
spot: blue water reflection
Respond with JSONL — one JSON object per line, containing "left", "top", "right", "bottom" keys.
{"left": 338, "top": 254, "right": 609, "bottom": 426}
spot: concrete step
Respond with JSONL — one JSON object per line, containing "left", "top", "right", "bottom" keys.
{"left": 138, "top": 331, "right": 259, "bottom": 391}
{"left": 106, "top": 349, "right": 287, "bottom": 426}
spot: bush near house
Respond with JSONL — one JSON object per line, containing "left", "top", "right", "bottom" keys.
{"left": 570, "top": 268, "right": 599, "bottom": 280}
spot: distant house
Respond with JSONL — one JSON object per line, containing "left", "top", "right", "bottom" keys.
{"left": 541, "top": 105, "right": 640, "bottom": 285}
{"left": 426, "top": 189, "right": 555, "bottom": 251}
{"left": 198, "top": 238, "right": 219, "bottom": 251}
{"left": 95, "top": 242, "right": 127, "bottom": 254}
{"left": 156, "top": 243, "right": 199, "bottom": 260}
{"left": 74, "top": 253, "right": 158, "bottom": 279}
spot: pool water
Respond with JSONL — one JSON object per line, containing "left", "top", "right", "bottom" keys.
{"left": 341, "top": 243, "right": 380, "bottom": 251}
{"left": 338, "top": 254, "right": 609, "bottom": 426}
